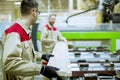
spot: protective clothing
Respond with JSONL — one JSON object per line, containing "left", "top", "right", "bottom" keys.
{"left": 42, "top": 54, "right": 54, "bottom": 62}
{"left": 40, "top": 66, "right": 62, "bottom": 80}
{"left": 2, "top": 21, "right": 43, "bottom": 80}
{"left": 40, "top": 24, "right": 67, "bottom": 54}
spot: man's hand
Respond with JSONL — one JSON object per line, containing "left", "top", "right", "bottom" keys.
{"left": 42, "top": 54, "right": 54, "bottom": 62}
{"left": 40, "top": 66, "right": 62, "bottom": 80}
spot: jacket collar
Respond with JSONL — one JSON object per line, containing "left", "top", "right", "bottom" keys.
{"left": 16, "top": 19, "right": 31, "bottom": 35}
{"left": 45, "top": 24, "right": 57, "bottom": 31}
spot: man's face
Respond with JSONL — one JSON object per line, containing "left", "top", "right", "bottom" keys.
{"left": 49, "top": 15, "right": 56, "bottom": 26}
{"left": 32, "top": 8, "right": 40, "bottom": 25}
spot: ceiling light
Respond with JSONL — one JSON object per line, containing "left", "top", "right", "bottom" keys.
{"left": 14, "top": 2, "right": 21, "bottom": 5}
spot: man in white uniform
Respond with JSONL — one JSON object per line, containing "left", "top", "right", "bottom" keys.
{"left": 2, "top": 0, "right": 62, "bottom": 80}
{"left": 41, "top": 14, "right": 67, "bottom": 54}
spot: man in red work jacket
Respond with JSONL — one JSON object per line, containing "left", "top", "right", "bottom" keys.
{"left": 41, "top": 14, "right": 67, "bottom": 54}
{"left": 40, "top": 13, "right": 67, "bottom": 80}
{"left": 2, "top": 0, "right": 62, "bottom": 80}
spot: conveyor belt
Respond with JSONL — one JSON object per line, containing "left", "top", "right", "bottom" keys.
{"left": 69, "top": 51, "right": 120, "bottom": 77}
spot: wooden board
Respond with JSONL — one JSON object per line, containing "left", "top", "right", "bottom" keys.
{"left": 48, "top": 42, "right": 72, "bottom": 76}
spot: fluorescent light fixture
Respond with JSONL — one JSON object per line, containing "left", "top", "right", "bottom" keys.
{"left": 14, "top": 2, "right": 21, "bottom": 5}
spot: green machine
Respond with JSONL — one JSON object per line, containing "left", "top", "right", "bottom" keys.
{"left": 37, "top": 24, "right": 120, "bottom": 53}
{"left": 62, "top": 31, "right": 120, "bottom": 53}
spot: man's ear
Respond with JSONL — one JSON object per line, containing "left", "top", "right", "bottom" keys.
{"left": 31, "top": 9, "right": 36, "bottom": 17}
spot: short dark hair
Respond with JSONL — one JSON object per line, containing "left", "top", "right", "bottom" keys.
{"left": 20, "top": 0, "right": 38, "bottom": 15}
{"left": 48, "top": 13, "right": 56, "bottom": 19}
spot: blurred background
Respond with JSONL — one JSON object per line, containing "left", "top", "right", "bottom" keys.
{"left": 0, "top": 0, "right": 120, "bottom": 80}
{"left": 0, "top": 0, "right": 98, "bottom": 21}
